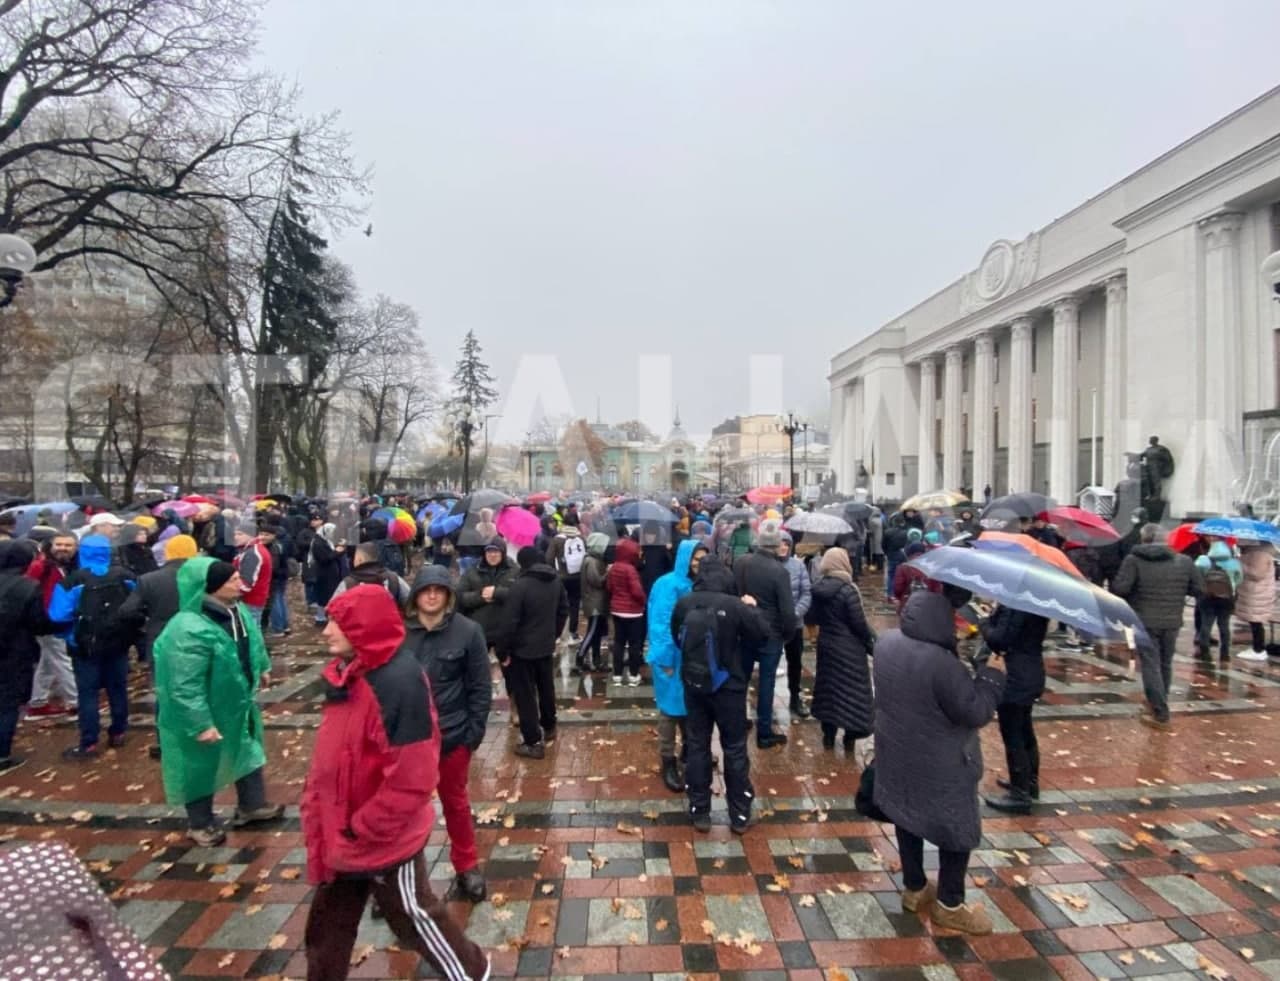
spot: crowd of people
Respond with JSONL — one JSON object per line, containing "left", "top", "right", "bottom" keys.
{"left": 0, "top": 484, "right": 1275, "bottom": 967}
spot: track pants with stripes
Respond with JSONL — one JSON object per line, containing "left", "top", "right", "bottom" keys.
{"left": 305, "top": 850, "right": 489, "bottom": 981}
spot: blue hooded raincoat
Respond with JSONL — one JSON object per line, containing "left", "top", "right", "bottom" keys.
{"left": 645, "top": 539, "right": 700, "bottom": 717}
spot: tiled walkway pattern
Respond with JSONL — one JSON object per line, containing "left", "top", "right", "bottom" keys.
{"left": 2, "top": 590, "right": 1279, "bottom": 980}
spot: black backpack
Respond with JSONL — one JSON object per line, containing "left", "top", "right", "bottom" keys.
{"left": 679, "top": 604, "right": 730, "bottom": 694}
{"left": 72, "top": 571, "right": 132, "bottom": 657}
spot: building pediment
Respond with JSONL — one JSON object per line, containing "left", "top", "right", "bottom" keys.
{"left": 959, "top": 232, "right": 1041, "bottom": 314}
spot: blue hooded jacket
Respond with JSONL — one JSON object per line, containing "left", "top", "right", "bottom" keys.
{"left": 49, "top": 535, "right": 134, "bottom": 646}
{"left": 645, "top": 539, "right": 701, "bottom": 718}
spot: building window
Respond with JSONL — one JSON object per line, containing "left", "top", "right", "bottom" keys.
{"left": 1031, "top": 328, "right": 1038, "bottom": 373}
{"left": 631, "top": 466, "right": 641, "bottom": 487}
{"left": 607, "top": 465, "right": 618, "bottom": 486}
{"left": 994, "top": 348, "right": 1000, "bottom": 383}
{"left": 773, "top": 471, "right": 783, "bottom": 484}
{"left": 993, "top": 407, "right": 1000, "bottom": 446}
{"left": 534, "top": 463, "right": 545, "bottom": 478}
{"left": 886, "top": 472, "right": 896, "bottom": 486}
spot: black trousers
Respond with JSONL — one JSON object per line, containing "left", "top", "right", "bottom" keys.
{"left": 1249, "top": 621, "right": 1267, "bottom": 654}
{"left": 577, "top": 613, "right": 606, "bottom": 667}
{"left": 563, "top": 576, "right": 581, "bottom": 636}
{"left": 783, "top": 628, "right": 805, "bottom": 706}
{"left": 508, "top": 656, "right": 556, "bottom": 747}
{"left": 305, "top": 851, "right": 488, "bottom": 981}
{"left": 895, "top": 826, "right": 970, "bottom": 908}
{"left": 611, "top": 615, "right": 645, "bottom": 676}
{"left": 996, "top": 702, "right": 1039, "bottom": 794}
{"left": 685, "top": 686, "right": 753, "bottom": 823}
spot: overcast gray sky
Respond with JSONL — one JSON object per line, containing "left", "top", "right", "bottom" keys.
{"left": 256, "top": 0, "right": 1280, "bottom": 443}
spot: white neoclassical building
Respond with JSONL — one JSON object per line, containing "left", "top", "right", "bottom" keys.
{"left": 829, "top": 86, "right": 1280, "bottom": 517}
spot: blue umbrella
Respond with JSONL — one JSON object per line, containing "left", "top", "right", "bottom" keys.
{"left": 1191, "top": 516, "right": 1280, "bottom": 546}
{"left": 428, "top": 511, "right": 466, "bottom": 539}
{"left": 611, "top": 500, "right": 677, "bottom": 524}
{"left": 907, "top": 545, "right": 1151, "bottom": 650}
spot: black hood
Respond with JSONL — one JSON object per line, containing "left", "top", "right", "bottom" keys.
{"left": 899, "top": 591, "right": 956, "bottom": 649}
{"left": 692, "top": 555, "right": 736, "bottom": 595}
{"left": 522, "top": 562, "right": 559, "bottom": 582}
{"left": 0, "top": 539, "right": 36, "bottom": 573}
{"left": 1131, "top": 544, "right": 1174, "bottom": 562}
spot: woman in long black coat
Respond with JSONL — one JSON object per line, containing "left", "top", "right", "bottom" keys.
{"left": 308, "top": 522, "right": 343, "bottom": 625}
{"left": 0, "top": 540, "right": 53, "bottom": 769}
{"left": 809, "top": 547, "right": 876, "bottom": 751}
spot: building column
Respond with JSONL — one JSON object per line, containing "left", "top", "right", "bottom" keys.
{"left": 829, "top": 383, "right": 846, "bottom": 492}
{"left": 917, "top": 356, "right": 938, "bottom": 491}
{"left": 971, "top": 331, "right": 995, "bottom": 499}
{"left": 1050, "top": 296, "right": 1080, "bottom": 502}
{"left": 942, "top": 346, "right": 964, "bottom": 490}
{"left": 1199, "top": 212, "right": 1245, "bottom": 512}
{"left": 1101, "top": 276, "right": 1127, "bottom": 488}
{"left": 843, "top": 381, "right": 859, "bottom": 488}
{"left": 1007, "top": 316, "right": 1034, "bottom": 493}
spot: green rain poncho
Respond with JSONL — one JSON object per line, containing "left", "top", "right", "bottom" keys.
{"left": 152, "top": 556, "right": 271, "bottom": 805}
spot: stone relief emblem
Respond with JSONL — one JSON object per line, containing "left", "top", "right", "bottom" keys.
{"left": 960, "top": 232, "right": 1041, "bottom": 313}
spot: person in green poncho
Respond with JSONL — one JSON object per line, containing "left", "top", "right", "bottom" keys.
{"left": 153, "top": 557, "right": 284, "bottom": 846}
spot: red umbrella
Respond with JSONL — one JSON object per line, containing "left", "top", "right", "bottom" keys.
{"left": 746, "top": 484, "right": 792, "bottom": 506}
{"left": 1046, "top": 506, "right": 1120, "bottom": 547}
{"left": 1167, "top": 522, "right": 1235, "bottom": 554}
{"left": 526, "top": 491, "right": 553, "bottom": 505}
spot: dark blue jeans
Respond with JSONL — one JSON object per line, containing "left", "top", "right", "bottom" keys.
{"left": 72, "top": 652, "right": 129, "bottom": 750}
{"left": 0, "top": 705, "right": 19, "bottom": 759}
{"left": 749, "top": 640, "right": 783, "bottom": 738}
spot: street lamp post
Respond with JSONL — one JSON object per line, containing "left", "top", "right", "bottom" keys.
{"left": 525, "top": 431, "right": 534, "bottom": 491}
{"left": 477, "top": 413, "right": 501, "bottom": 485}
{"left": 458, "top": 407, "right": 477, "bottom": 494}
{"left": 776, "top": 412, "right": 807, "bottom": 496}
{"left": 712, "top": 444, "right": 726, "bottom": 495}
{"left": 0, "top": 233, "right": 38, "bottom": 308}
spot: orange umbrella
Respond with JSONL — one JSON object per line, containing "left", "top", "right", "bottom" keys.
{"left": 975, "top": 531, "right": 1084, "bottom": 579}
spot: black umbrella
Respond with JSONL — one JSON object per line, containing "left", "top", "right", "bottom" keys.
{"left": 980, "top": 493, "right": 1056, "bottom": 529}
{"left": 449, "top": 488, "right": 516, "bottom": 515}
{"left": 611, "top": 500, "right": 678, "bottom": 524}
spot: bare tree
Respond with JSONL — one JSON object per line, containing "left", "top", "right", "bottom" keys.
{"left": 347, "top": 295, "right": 437, "bottom": 495}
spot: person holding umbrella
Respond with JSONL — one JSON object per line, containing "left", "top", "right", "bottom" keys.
{"left": 873, "top": 587, "right": 1006, "bottom": 935}
{"left": 1235, "top": 542, "right": 1276, "bottom": 662}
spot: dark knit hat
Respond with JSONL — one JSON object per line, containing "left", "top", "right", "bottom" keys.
{"left": 205, "top": 560, "right": 236, "bottom": 594}
{"left": 516, "top": 546, "right": 540, "bottom": 570}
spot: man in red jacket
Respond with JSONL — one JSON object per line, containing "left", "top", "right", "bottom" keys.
{"left": 232, "top": 522, "right": 272, "bottom": 622}
{"left": 303, "top": 584, "right": 490, "bottom": 981}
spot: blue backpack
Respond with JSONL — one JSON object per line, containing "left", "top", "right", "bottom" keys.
{"left": 679, "top": 605, "right": 729, "bottom": 693}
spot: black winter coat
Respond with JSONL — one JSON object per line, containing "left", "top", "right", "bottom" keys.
{"left": 809, "top": 576, "right": 876, "bottom": 737}
{"left": 732, "top": 550, "right": 796, "bottom": 644}
{"left": 0, "top": 545, "right": 53, "bottom": 711}
{"left": 982, "top": 606, "right": 1048, "bottom": 706}
{"left": 401, "top": 610, "right": 491, "bottom": 754}
{"left": 640, "top": 543, "right": 671, "bottom": 597}
{"left": 118, "top": 560, "right": 185, "bottom": 650}
{"left": 1111, "top": 545, "right": 1202, "bottom": 631}
{"left": 309, "top": 536, "right": 343, "bottom": 607}
{"left": 671, "top": 557, "right": 767, "bottom": 692}
{"left": 499, "top": 564, "right": 568, "bottom": 661}
{"left": 456, "top": 557, "right": 517, "bottom": 647}
{"left": 872, "top": 591, "right": 1005, "bottom": 851}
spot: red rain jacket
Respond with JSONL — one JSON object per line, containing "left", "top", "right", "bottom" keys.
{"left": 302, "top": 584, "right": 440, "bottom": 884}
{"left": 606, "top": 538, "right": 646, "bottom": 616}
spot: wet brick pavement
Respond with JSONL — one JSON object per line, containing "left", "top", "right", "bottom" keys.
{"left": 2, "top": 583, "right": 1279, "bottom": 980}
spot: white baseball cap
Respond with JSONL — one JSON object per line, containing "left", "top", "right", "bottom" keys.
{"left": 88, "top": 512, "right": 125, "bottom": 527}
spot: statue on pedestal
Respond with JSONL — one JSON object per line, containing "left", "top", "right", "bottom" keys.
{"left": 1138, "top": 436, "right": 1175, "bottom": 522}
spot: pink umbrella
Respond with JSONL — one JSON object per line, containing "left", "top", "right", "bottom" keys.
{"left": 151, "top": 500, "right": 199, "bottom": 518}
{"left": 496, "top": 504, "right": 541, "bottom": 547}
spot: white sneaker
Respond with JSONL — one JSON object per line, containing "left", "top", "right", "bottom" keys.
{"left": 1236, "top": 650, "right": 1268, "bottom": 662}
{"left": 628, "top": 673, "right": 641, "bottom": 687}
{"left": 612, "top": 675, "right": 624, "bottom": 685}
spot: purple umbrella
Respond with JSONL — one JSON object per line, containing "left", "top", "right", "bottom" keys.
{"left": 151, "top": 500, "right": 199, "bottom": 518}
